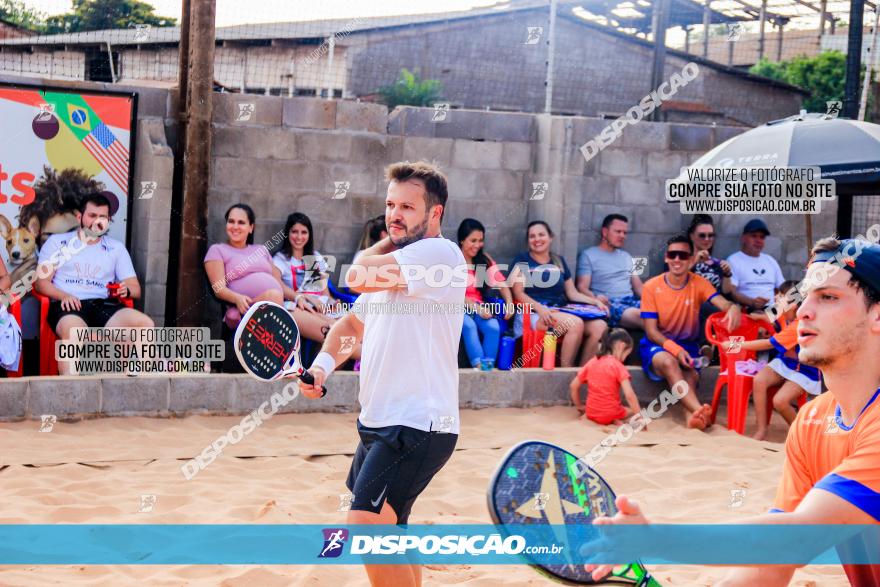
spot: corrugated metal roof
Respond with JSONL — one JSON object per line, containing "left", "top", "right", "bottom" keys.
{"left": 0, "top": 4, "right": 539, "bottom": 47}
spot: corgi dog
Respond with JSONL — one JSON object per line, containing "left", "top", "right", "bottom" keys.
{"left": 0, "top": 214, "right": 39, "bottom": 290}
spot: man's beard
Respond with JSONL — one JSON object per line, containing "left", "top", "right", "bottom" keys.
{"left": 799, "top": 317, "right": 866, "bottom": 368}
{"left": 81, "top": 218, "right": 109, "bottom": 239}
{"left": 389, "top": 214, "right": 429, "bottom": 247}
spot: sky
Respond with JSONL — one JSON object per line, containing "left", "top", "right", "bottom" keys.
{"left": 24, "top": 0, "right": 502, "bottom": 27}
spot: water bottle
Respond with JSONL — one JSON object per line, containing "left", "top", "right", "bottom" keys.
{"left": 542, "top": 330, "right": 557, "bottom": 371}
{"left": 497, "top": 332, "right": 516, "bottom": 370}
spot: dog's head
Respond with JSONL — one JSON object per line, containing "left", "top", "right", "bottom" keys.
{"left": 0, "top": 214, "right": 39, "bottom": 266}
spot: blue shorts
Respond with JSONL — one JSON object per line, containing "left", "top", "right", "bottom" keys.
{"left": 607, "top": 295, "right": 640, "bottom": 328}
{"left": 639, "top": 337, "right": 701, "bottom": 382}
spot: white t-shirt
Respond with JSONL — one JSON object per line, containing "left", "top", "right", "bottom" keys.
{"left": 271, "top": 250, "right": 330, "bottom": 293}
{"left": 38, "top": 230, "right": 136, "bottom": 300}
{"left": 352, "top": 236, "right": 466, "bottom": 433}
{"left": 726, "top": 250, "right": 785, "bottom": 301}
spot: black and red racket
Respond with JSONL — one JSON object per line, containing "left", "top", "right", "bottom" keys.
{"left": 233, "top": 301, "right": 326, "bottom": 396}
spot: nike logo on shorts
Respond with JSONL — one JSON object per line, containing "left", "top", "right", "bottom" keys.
{"left": 371, "top": 485, "right": 388, "bottom": 507}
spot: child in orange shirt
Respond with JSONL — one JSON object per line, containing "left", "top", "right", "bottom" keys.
{"left": 739, "top": 280, "right": 823, "bottom": 440}
{"left": 569, "top": 328, "right": 641, "bottom": 426}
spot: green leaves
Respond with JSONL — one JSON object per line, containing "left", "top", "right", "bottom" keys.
{"left": 750, "top": 51, "right": 850, "bottom": 114}
{"left": 377, "top": 68, "right": 444, "bottom": 110}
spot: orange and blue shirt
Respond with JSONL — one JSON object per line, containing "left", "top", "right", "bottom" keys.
{"left": 769, "top": 316, "right": 821, "bottom": 383}
{"left": 773, "top": 387, "right": 880, "bottom": 586}
{"left": 640, "top": 273, "right": 718, "bottom": 343}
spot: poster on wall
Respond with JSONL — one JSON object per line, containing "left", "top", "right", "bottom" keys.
{"left": 0, "top": 83, "right": 136, "bottom": 290}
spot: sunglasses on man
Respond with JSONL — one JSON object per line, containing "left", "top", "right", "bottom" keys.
{"left": 665, "top": 250, "right": 692, "bottom": 260}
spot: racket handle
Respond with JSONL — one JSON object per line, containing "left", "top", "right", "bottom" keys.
{"left": 300, "top": 369, "right": 327, "bottom": 398}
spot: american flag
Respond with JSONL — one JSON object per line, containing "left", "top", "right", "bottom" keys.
{"left": 82, "top": 122, "right": 129, "bottom": 191}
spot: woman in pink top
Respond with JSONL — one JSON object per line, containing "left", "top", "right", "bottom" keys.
{"left": 457, "top": 219, "right": 514, "bottom": 370}
{"left": 204, "top": 203, "right": 284, "bottom": 327}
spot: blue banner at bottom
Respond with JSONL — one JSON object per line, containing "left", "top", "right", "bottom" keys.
{"left": 1, "top": 524, "right": 879, "bottom": 565}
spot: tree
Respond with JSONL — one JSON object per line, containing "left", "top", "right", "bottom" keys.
{"left": 44, "top": 0, "right": 176, "bottom": 34}
{"left": 0, "top": 0, "right": 46, "bottom": 31}
{"left": 750, "top": 51, "right": 848, "bottom": 113}
{"left": 377, "top": 68, "right": 444, "bottom": 110}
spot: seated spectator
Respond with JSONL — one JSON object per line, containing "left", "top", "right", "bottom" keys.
{"left": 727, "top": 219, "right": 785, "bottom": 312}
{"left": 737, "top": 280, "right": 822, "bottom": 441}
{"left": 204, "top": 203, "right": 283, "bottom": 329}
{"left": 576, "top": 214, "right": 643, "bottom": 329}
{"left": 273, "top": 212, "right": 355, "bottom": 350}
{"left": 35, "top": 193, "right": 154, "bottom": 375}
{"left": 457, "top": 218, "right": 514, "bottom": 371}
{"left": 356, "top": 214, "right": 387, "bottom": 254}
{"left": 687, "top": 215, "right": 734, "bottom": 296}
{"left": 569, "top": 328, "right": 640, "bottom": 426}
{"left": 509, "top": 220, "right": 608, "bottom": 367}
{"left": 640, "top": 234, "right": 741, "bottom": 430}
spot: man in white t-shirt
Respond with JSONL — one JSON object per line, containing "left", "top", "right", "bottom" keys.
{"left": 726, "top": 218, "right": 785, "bottom": 311}
{"left": 35, "top": 193, "right": 153, "bottom": 374}
{"left": 299, "top": 161, "right": 466, "bottom": 587}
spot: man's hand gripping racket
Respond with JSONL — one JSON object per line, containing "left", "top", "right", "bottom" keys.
{"left": 234, "top": 301, "right": 327, "bottom": 397}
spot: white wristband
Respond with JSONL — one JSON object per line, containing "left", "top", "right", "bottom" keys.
{"left": 311, "top": 352, "right": 336, "bottom": 377}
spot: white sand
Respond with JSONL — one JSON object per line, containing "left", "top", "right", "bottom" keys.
{"left": 0, "top": 404, "right": 848, "bottom": 586}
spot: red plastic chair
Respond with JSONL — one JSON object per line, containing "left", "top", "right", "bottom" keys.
{"left": 33, "top": 290, "right": 133, "bottom": 376}
{"left": 5, "top": 298, "right": 24, "bottom": 377}
{"left": 706, "top": 312, "right": 774, "bottom": 433}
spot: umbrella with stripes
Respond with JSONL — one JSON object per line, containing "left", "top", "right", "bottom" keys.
{"left": 690, "top": 111, "right": 880, "bottom": 195}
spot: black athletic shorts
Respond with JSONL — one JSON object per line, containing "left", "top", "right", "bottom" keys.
{"left": 48, "top": 298, "right": 126, "bottom": 331}
{"left": 346, "top": 420, "right": 458, "bottom": 525}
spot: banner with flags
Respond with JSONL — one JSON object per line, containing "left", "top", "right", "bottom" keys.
{"left": 0, "top": 83, "right": 134, "bottom": 266}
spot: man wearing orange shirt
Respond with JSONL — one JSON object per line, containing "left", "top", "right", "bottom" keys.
{"left": 639, "top": 235, "right": 741, "bottom": 429}
{"left": 588, "top": 237, "right": 880, "bottom": 586}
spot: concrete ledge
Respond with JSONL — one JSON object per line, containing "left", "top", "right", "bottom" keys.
{"left": 0, "top": 367, "right": 721, "bottom": 421}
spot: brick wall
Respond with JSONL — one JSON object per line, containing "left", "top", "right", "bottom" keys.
{"left": 348, "top": 10, "right": 803, "bottom": 127}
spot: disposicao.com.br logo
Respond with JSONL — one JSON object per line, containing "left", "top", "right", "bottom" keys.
{"left": 319, "top": 529, "right": 562, "bottom": 557}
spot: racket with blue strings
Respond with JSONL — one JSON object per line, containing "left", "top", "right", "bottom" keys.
{"left": 488, "top": 440, "right": 660, "bottom": 586}
{"left": 234, "top": 301, "right": 326, "bottom": 396}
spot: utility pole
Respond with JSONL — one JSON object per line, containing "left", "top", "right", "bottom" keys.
{"left": 650, "top": 0, "right": 672, "bottom": 121}
{"left": 167, "top": 0, "right": 216, "bottom": 326}
{"left": 839, "top": 0, "right": 865, "bottom": 239}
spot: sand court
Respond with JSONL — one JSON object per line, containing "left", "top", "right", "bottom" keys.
{"left": 0, "top": 405, "right": 848, "bottom": 586}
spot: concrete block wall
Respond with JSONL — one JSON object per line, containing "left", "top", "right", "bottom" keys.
{"left": 0, "top": 367, "right": 720, "bottom": 421}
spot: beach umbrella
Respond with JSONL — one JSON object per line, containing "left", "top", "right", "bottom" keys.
{"left": 683, "top": 111, "right": 880, "bottom": 253}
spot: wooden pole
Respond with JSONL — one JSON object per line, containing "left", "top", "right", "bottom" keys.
{"left": 702, "top": 1, "right": 711, "bottom": 58}
{"left": 777, "top": 22, "right": 784, "bottom": 60}
{"left": 758, "top": 0, "right": 767, "bottom": 60}
{"left": 175, "top": 0, "right": 216, "bottom": 326}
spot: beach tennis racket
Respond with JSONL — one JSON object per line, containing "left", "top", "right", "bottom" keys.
{"left": 233, "top": 301, "right": 326, "bottom": 396}
{"left": 487, "top": 440, "right": 660, "bottom": 586}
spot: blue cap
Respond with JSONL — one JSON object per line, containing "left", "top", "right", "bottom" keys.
{"left": 810, "top": 239, "right": 880, "bottom": 294}
{"left": 742, "top": 219, "right": 770, "bottom": 235}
